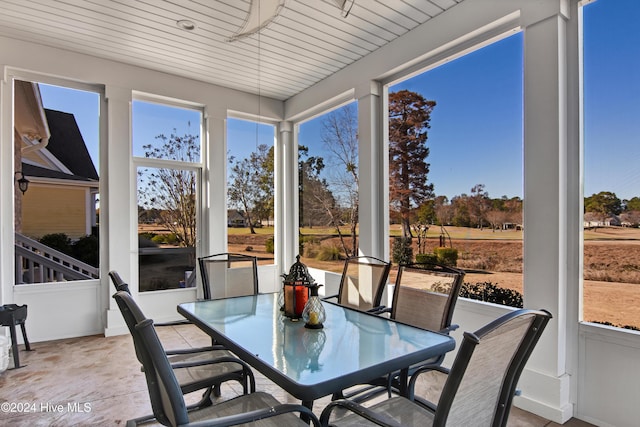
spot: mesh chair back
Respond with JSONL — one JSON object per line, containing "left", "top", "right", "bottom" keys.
{"left": 113, "top": 290, "right": 146, "bottom": 334}
{"left": 113, "top": 291, "right": 181, "bottom": 426}
{"left": 337, "top": 256, "right": 391, "bottom": 311}
{"left": 198, "top": 253, "right": 258, "bottom": 300}
{"left": 433, "top": 309, "right": 552, "bottom": 427}
{"left": 135, "top": 318, "right": 190, "bottom": 426}
{"left": 391, "top": 263, "right": 464, "bottom": 332}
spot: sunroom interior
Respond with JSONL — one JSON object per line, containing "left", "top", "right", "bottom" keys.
{"left": 1, "top": 0, "right": 638, "bottom": 426}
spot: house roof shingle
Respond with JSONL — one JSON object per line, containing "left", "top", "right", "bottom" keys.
{"left": 41, "top": 108, "right": 98, "bottom": 181}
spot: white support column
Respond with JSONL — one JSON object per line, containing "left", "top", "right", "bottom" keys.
{"left": 204, "top": 107, "right": 228, "bottom": 259}
{"left": 278, "top": 121, "right": 296, "bottom": 271}
{"left": 355, "top": 81, "right": 387, "bottom": 260}
{"left": 0, "top": 71, "right": 14, "bottom": 305}
{"left": 104, "top": 84, "right": 133, "bottom": 334}
{"left": 520, "top": 9, "right": 575, "bottom": 423}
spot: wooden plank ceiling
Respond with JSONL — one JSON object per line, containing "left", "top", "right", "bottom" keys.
{"left": 0, "top": 0, "right": 464, "bottom": 100}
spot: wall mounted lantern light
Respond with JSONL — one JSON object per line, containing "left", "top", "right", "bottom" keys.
{"left": 15, "top": 171, "right": 29, "bottom": 194}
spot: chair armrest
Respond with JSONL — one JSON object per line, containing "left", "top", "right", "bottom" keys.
{"left": 170, "top": 355, "right": 253, "bottom": 371}
{"left": 368, "top": 305, "right": 390, "bottom": 315}
{"left": 165, "top": 345, "right": 226, "bottom": 355}
{"left": 406, "top": 364, "right": 450, "bottom": 409}
{"left": 439, "top": 323, "right": 459, "bottom": 334}
{"left": 186, "top": 403, "right": 320, "bottom": 427}
{"left": 410, "top": 364, "right": 449, "bottom": 382}
{"left": 322, "top": 293, "right": 338, "bottom": 301}
{"left": 320, "top": 399, "right": 404, "bottom": 427}
{"left": 154, "top": 319, "right": 191, "bottom": 327}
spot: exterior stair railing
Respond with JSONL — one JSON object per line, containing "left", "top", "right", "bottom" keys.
{"left": 15, "top": 232, "right": 99, "bottom": 284}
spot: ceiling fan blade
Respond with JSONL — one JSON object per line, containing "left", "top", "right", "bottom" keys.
{"left": 333, "top": 0, "right": 355, "bottom": 17}
{"left": 227, "top": 0, "right": 286, "bottom": 42}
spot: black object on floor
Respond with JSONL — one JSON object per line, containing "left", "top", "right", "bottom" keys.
{"left": 0, "top": 304, "right": 32, "bottom": 369}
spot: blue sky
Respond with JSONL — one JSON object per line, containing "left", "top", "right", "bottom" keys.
{"left": 38, "top": 83, "right": 100, "bottom": 165}
{"left": 131, "top": 100, "right": 202, "bottom": 160}
{"left": 38, "top": 0, "right": 638, "bottom": 201}
{"left": 388, "top": 32, "right": 524, "bottom": 200}
{"left": 583, "top": 0, "right": 640, "bottom": 201}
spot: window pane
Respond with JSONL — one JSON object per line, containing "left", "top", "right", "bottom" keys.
{"left": 298, "top": 103, "right": 359, "bottom": 271}
{"left": 226, "top": 118, "right": 275, "bottom": 264}
{"left": 132, "top": 100, "right": 201, "bottom": 162}
{"left": 583, "top": 0, "right": 640, "bottom": 330}
{"left": 15, "top": 80, "right": 100, "bottom": 284}
{"left": 134, "top": 99, "right": 202, "bottom": 291}
{"left": 137, "top": 166, "right": 197, "bottom": 291}
{"left": 389, "top": 33, "right": 524, "bottom": 307}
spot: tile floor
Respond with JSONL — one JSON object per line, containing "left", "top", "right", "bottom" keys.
{"left": 0, "top": 324, "right": 595, "bottom": 426}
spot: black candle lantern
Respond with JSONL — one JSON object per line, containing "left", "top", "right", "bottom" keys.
{"left": 282, "top": 255, "right": 315, "bottom": 320}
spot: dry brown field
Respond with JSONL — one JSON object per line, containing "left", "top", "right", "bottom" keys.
{"left": 144, "top": 224, "right": 640, "bottom": 328}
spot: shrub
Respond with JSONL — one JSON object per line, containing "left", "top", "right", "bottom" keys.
{"left": 392, "top": 237, "right": 413, "bottom": 265}
{"left": 72, "top": 235, "right": 99, "bottom": 267}
{"left": 138, "top": 235, "right": 159, "bottom": 248}
{"left": 316, "top": 245, "right": 341, "bottom": 261}
{"left": 40, "top": 233, "right": 72, "bottom": 254}
{"left": 415, "top": 253, "right": 438, "bottom": 265}
{"left": 151, "top": 233, "right": 178, "bottom": 245}
{"left": 151, "top": 234, "right": 165, "bottom": 244}
{"left": 138, "top": 232, "right": 157, "bottom": 241}
{"left": 265, "top": 237, "right": 274, "bottom": 254}
{"left": 460, "top": 281, "right": 524, "bottom": 308}
{"left": 304, "top": 242, "right": 319, "bottom": 258}
{"left": 435, "top": 247, "right": 458, "bottom": 266}
{"left": 39, "top": 233, "right": 98, "bottom": 267}
{"left": 245, "top": 246, "right": 253, "bottom": 252}
{"left": 298, "top": 234, "right": 320, "bottom": 258}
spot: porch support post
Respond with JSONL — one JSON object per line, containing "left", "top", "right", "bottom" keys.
{"left": 0, "top": 71, "right": 14, "bottom": 305}
{"left": 204, "top": 108, "right": 228, "bottom": 258}
{"left": 520, "top": 4, "right": 576, "bottom": 422}
{"left": 355, "top": 81, "right": 387, "bottom": 260}
{"left": 104, "top": 85, "right": 133, "bottom": 334}
{"left": 277, "top": 121, "right": 296, "bottom": 271}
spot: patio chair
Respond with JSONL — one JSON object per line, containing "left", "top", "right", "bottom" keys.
{"left": 334, "top": 263, "right": 465, "bottom": 402}
{"left": 108, "top": 270, "right": 130, "bottom": 293}
{"left": 320, "top": 309, "right": 552, "bottom": 427}
{"left": 389, "top": 263, "right": 465, "bottom": 335}
{"left": 131, "top": 314, "right": 321, "bottom": 427}
{"left": 325, "top": 256, "right": 391, "bottom": 312}
{"left": 113, "top": 290, "right": 256, "bottom": 424}
{"left": 385, "top": 263, "right": 465, "bottom": 399}
{"left": 198, "top": 253, "right": 259, "bottom": 300}
{"left": 109, "top": 270, "right": 188, "bottom": 327}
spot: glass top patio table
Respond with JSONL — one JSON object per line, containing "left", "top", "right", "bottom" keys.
{"left": 177, "top": 293, "right": 455, "bottom": 406}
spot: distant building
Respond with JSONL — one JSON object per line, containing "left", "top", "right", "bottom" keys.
{"left": 227, "top": 209, "right": 248, "bottom": 227}
{"left": 502, "top": 222, "right": 523, "bottom": 231}
{"left": 583, "top": 212, "right": 620, "bottom": 228}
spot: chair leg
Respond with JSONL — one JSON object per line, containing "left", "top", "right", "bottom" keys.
{"left": 213, "top": 384, "right": 221, "bottom": 397}
{"left": 19, "top": 322, "right": 31, "bottom": 351}
{"left": 9, "top": 323, "right": 21, "bottom": 369}
{"left": 198, "top": 387, "right": 214, "bottom": 408}
{"left": 125, "top": 413, "right": 156, "bottom": 426}
{"left": 244, "top": 368, "right": 256, "bottom": 393}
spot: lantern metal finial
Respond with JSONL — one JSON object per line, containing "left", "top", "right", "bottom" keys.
{"left": 283, "top": 255, "right": 316, "bottom": 284}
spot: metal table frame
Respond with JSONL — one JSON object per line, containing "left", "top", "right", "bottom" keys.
{"left": 178, "top": 293, "right": 455, "bottom": 410}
